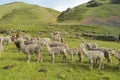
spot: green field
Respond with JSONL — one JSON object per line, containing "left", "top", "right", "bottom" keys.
{"left": 0, "top": 34, "right": 120, "bottom": 80}
{"left": 0, "top": 1, "right": 120, "bottom": 80}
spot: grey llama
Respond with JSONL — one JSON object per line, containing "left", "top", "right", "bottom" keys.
{"left": 18, "top": 37, "right": 42, "bottom": 64}
{"left": 45, "top": 42, "right": 67, "bottom": 63}
{"left": 80, "top": 43, "right": 104, "bottom": 70}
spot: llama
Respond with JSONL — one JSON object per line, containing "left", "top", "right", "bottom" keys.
{"left": 85, "top": 43, "right": 112, "bottom": 64}
{"left": 85, "top": 43, "right": 98, "bottom": 50}
{"left": 45, "top": 42, "right": 67, "bottom": 63}
{"left": 111, "top": 50, "right": 120, "bottom": 71}
{"left": 23, "top": 34, "right": 31, "bottom": 41}
{"left": 3, "top": 35, "right": 12, "bottom": 45}
{"left": 39, "top": 38, "right": 51, "bottom": 45}
{"left": 80, "top": 43, "right": 104, "bottom": 70}
{"left": 51, "top": 32, "right": 64, "bottom": 43}
{"left": 48, "top": 41, "right": 68, "bottom": 49}
{"left": 67, "top": 48, "right": 83, "bottom": 63}
{"left": 18, "top": 38, "right": 42, "bottom": 64}
{"left": 87, "top": 47, "right": 113, "bottom": 64}
{"left": 0, "top": 38, "right": 3, "bottom": 56}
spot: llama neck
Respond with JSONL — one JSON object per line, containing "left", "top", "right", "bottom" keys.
{"left": 114, "top": 52, "right": 120, "bottom": 60}
{"left": 46, "top": 44, "right": 51, "bottom": 52}
{"left": 20, "top": 41, "right": 25, "bottom": 50}
{"left": 82, "top": 47, "right": 89, "bottom": 57}
{"left": 0, "top": 41, "right": 2, "bottom": 45}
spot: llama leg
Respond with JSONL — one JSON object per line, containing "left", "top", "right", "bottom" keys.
{"left": 63, "top": 53, "right": 67, "bottom": 62}
{"left": 89, "top": 59, "right": 93, "bottom": 69}
{"left": 99, "top": 59, "right": 104, "bottom": 70}
{"left": 71, "top": 54, "right": 74, "bottom": 63}
{"left": 73, "top": 55, "right": 75, "bottom": 63}
{"left": 107, "top": 59, "right": 111, "bottom": 64}
{"left": 119, "top": 61, "right": 120, "bottom": 71}
{"left": 99, "top": 61, "right": 102, "bottom": 70}
{"left": 36, "top": 52, "right": 42, "bottom": 63}
{"left": 78, "top": 53, "right": 81, "bottom": 62}
{"left": 102, "top": 62, "right": 104, "bottom": 70}
{"left": 40, "top": 53, "right": 43, "bottom": 62}
{"left": 27, "top": 54, "right": 31, "bottom": 64}
{"left": 78, "top": 53, "right": 83, "bottom": 62}
{"left": 107, "top": 55, "right": 111, "bottom": 64}
{"left": 80, "top": 55, "right": 83, "bottom": 63}
{"left": 91, "top": 59, "right": 93, "bottom": 69}
{"left": 51, "top": 54, "right": 55, "bottom": 63}
{"left": 105, "top": 53, "right": 111, "bottom": 64}
{"left": 95, "top": 59, "right": 98, "bottom": 63}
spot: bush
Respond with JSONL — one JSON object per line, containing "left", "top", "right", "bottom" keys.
{"left": 118, "top": 33, "right": 120, "bottom": 41}
{"left": 82, "top": 33, "right": 117, "bottom": 41}
{"left": 96, "top": 34, "right": 117, "bottom": 41}
{"left": 86, "top": 0, "right": 102, "bottom": 7}
{"left": 111, "top": 0, "right": 120, "bottom": 4}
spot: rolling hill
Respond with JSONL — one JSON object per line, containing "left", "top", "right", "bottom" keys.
{"left": 58, "top": 0, "right": 120, "bottom": 27}
{"left": 0, "top": 1, "right": 120, "bottom": 36}
{"left": 0, "top": 2, "right": 60, "bottom": 29}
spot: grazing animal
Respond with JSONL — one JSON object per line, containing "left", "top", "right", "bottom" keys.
{"left": 0, "top": 36, "right": 4, "bottom": 44}
{"left": 18, "top": 38, "right": 42, "bottom": 63}
{"left": 23, "top": 34, "right": 31, "bottom": 41}
{"left": 48, "top": 41, "right": 68, "bottom": 49}
{"left": 85, "top": 43, "right": 112, "bottom": 64}
{"left": 13, "top": 38, "right": 21, "bottom": 51}
{"left": 85, "top": 43, "right": 98, "bottom": 50}
{"left": 45, "top": 42, "right": 67, "bottom": 63}
{"left": 51, "top": 32, "right": 64, "bottom": 43}
{"left": 80, "top": 43, "right": 104, "bottom": 70}
{"left": 88, "top": 47, "right": 113, "bottom": 64}
{"left": 39, "top": 38, "right": 51, "bottom": 45}
{"left": 3, "top": 36, "right": 12, "bottom": 45}
{"left": 111, "top": 50, "right": 120, "bottom": 71}
{"left": 67, "top": 48, "right": 83, "bottom": 63}
{"left": 0, "top": 38, "right": 3, "bottom": 56}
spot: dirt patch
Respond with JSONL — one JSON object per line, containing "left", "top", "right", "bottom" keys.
{"left": 80, "top": 16, "right": 120, "bottom": 27}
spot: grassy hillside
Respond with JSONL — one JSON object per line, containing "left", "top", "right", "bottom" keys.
{"left": 0, "top": 2, "right": 119, "bottom": 36}
{"left": 58, "top": 0, "right": 120, "bottom": 27}
{"left": 0, "top": 2, "right": 120, "bottom": 80}
{"left": 0, "top": 2, "right": 60, "bottom": 29}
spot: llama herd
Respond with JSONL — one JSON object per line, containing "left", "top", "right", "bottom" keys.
{"left": 0, "top": 31, "right": 120, "bottom": 71}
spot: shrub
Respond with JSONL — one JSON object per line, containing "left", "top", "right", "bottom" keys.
{"left": 118, "top": 33, "right": 120, "bottom": 41}
{"left": 82, "top": 33, "right": 117, "bottom": 41}
{"left": 86, "top": 0, "right": 102, "bottom": 7}
{"left": 111, "top": 0, "right": 120, "bottom": 4}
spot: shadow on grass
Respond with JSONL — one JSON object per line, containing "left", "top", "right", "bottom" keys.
{"left": 10, "top": 57, "right": 26, "bottom": 62}
{"left": 8, "top": 56, "right": 120, "bottom": 72}
{"left": 104, "top": 64, "right": 119, "bottom": 72}
{"left": 68, "top": 62, "right": 89, "bottom": 70}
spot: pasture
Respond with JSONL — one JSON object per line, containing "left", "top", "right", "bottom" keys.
{"left": 0, "top": 1, "right": 120, "bottom": 80}
{"left": 0, "top": 27, "right": 120, "bottom": 80}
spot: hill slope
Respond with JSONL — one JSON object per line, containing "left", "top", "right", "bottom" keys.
{"left": 58, "top": 0, "right": 120, "bottom": 27}
{"left": 0, "top": 2, "right": 60, "bottom": 27}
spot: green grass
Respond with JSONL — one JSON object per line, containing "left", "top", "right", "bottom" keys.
{"left": 0, "top": 24, "right": 120, "bottom": 80}
{"left": 86, "top": 4, "right": 120, "bottom": 18}
{"left": 0, "top": 2, "right": 120, "bottom": 80}
{"left": 0, "top": 36, "right": 120, "bottom": 80}
{"left": 57, "top": 0, "right": 120, "bottom": 27}
{"left": 0, "top": 2, "right": 60, "bottom": 25}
